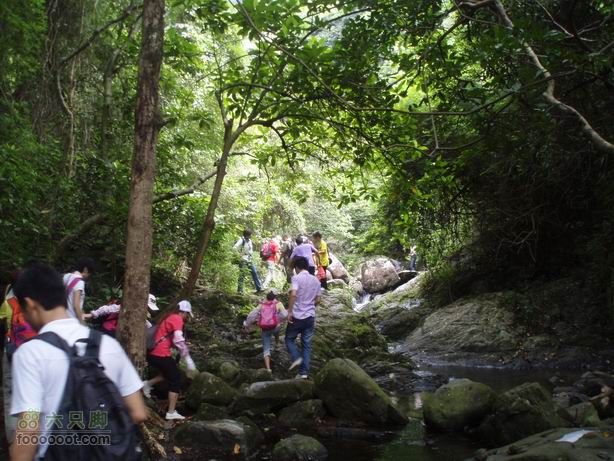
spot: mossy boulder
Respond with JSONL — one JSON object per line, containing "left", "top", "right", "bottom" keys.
{"left": 314, "top": 358, "right": 407, "bottom": 427}
{"left": 278, "top": 400, "right": 327, "bottom": 429}
{"left": 473, "top": 426, "right": 614, "bottom": 461}
{"left": 232, "top": 379, "right": 315, "bottom": 415}
{"left": 186, "top": 372, "right": 238, "bottom": 409}
{"left": 194, "top": 403, "right": 229, "bottom": 421}
{"left": 174, "top": 419, "right": 263, "bottom": 459}
{"left": 219, "top": 361, "right": 241, "bottom": 383}
{"left": 272, "top": 435, "right": 328, "bottom": 461}
{"left": 478, "top": 382, "right": 569, "bottom": 446}
{"left": 423, "top": 379, "right": 496, "bottom": 432}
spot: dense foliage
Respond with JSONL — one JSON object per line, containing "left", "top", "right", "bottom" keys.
{"left": 1, "top": 0, "right": 613, "bottom": 322}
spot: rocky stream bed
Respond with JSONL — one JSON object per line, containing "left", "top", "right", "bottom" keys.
{"left": 145, "top": 258, "right": 614, "bottom": 460}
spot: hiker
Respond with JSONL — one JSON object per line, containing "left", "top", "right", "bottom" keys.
{"left": 9, "top": 264, "right": 147, "bottom": 460}
{"left": 280, "top": 234, "right": 296, "bottom": 283}
{"left": 408, "top": 245, "right": 418, "bottom": 271}
{"left": 312, "top": 231, "right": 331, "bottom": 290}
{"left": 261, "top": 236, "right": 280, "bottom": 289}
{"left": 2, "top": 269, "right": 34, "bottom": 444}
{"left": 63, "top": 257, "right": 95, "bottom": 323}
{"left": 243, "top": 290, "right": 288, "bottom": 372}
{"left": 234, "top": 229, "right": 263, "bottom": 294}
{"left": 290, "top": 236, "right": 320, "bottom": 276}
{"left": 84, "top": 293, "right": 159, "bottom": 337}
{"left": 143, "top": 300, "right": 197, "bottom": 420}
{"left": 286, "top": 256, "right": 321, "bottom": 379}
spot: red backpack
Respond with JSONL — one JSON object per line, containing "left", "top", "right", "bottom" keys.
{"left": 258, "top": 300, "right": 279, "bottom": 330}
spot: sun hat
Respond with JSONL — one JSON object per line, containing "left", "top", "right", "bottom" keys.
{"left": 147, "top": 293, "right": 159, "bottom": 311}
{"left": 178, "top": 300, "right": 194, "bottom": 317}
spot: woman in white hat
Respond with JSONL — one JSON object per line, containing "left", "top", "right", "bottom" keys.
{"left": 143, "top": 300, "right": 196, "bottom": 420}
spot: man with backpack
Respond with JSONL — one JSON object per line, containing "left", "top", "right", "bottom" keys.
{"left": 10, "top": 264, "right": 147, "bottom": 461}
{"left": 286, "top": 256, "right": 321, "bottom": 379}
{"left": 260, "top": 237, "right": 280, "bottom": 289}
{"left": 63, "top": 257, "right": 95, "bottom": 323}
{"left": 233, "top": 229, "right": 263, "bottom": 294}
{"left": 242, "top": 290, "right": 288, "bottom": 372}
{"left": 279, "top": 235, "right": 296, "bottom": 283}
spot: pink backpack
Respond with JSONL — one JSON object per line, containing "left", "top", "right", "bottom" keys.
{"left": 258, "top": 300, "right": 279, "bottom": 330}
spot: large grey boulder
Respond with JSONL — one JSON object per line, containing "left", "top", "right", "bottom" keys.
{"left": 186, "top": 372, "right": 238, "bottom": 409}
{"left": 423, "top": 379, "right": 496, "bottom": 432}
{"left": 273, "top": 435, "right": 328, "bottom": 461}
{"left": 472, "top": 426, "right": 614, "bottom": 461}
{"left": 361, "top": 258, "right": 401, "bottom": 293}
{"left": 174, "top": 419, "right": 264, "bottom": 459}
{"left": 328, "top": 252, "right": 349, "bottom": 281}
{"left": 478, "top": 382, "right": 569, "bottom": 446}
{"left": 314, "top": 358, "right": 407, "bottom": 427}
{"left": 232, "top": 379, "right": 315, "bottom": 415}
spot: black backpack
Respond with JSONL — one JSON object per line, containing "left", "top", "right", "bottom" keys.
{"left": 34, "top": 329, "right": 141, "bottom": 461}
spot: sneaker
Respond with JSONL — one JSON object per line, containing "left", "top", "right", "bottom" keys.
{"left": 266, "top": 368, "right": 273, "bottom": 373}
{"left": 165, "top": 411, "right": 185, "bottom": 421}
{"left": 289, "top": 358, "right": 303, "bottom": 371}
{"left": 295, "top": 374, "right": 309, "bottom": 379}
{"left": 142, "top": 380, "right": 152, "bottom": 398}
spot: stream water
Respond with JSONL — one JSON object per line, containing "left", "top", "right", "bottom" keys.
{"left": 321, "top": 364, "right": 580, "bottom": 461}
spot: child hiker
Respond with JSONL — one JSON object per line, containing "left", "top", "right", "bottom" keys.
{"left": 243, "top": 290, "right": 287, "bottom": 372}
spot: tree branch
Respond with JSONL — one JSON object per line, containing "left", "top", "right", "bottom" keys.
{"left": 59, "top": 1, "right": 142, "bottom": 67}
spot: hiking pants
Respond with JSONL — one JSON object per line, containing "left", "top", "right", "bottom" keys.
{"left": 285, "top": 316, "right": 315, "bottom": 376}
{"left": 238, "top": 261, "right": 262, "bottom": 293}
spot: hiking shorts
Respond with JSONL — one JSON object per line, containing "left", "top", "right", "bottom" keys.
{"left": 147, "top": 354, "right": 182, "bottom": 393}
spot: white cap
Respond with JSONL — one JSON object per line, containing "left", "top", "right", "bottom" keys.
{"left": 147, "top": 294, "right": 159, "bottom": 311}
{"left": 178, "top": 300, "right": 193, "bottom": 317}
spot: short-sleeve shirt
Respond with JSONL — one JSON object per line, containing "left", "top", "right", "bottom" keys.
{"left": 63, "top": 272, "right": 85, "bottom": 319}
{"left": 290, "top": 243, "right": 318, "bottom": 268}
{"left": 267, "top": 240, "right": 279, "bottom": 262}
{"left": 11, "top": 318, "right": 142, "bottom": 458}
{"left": 315, "top": 240, "right": 329, "bottom": 267}
{"left": 291, "top": 271, "right": 321, "bottom": 319}
{"left": 149, "top": 313, "right": 184, "bottom": 357}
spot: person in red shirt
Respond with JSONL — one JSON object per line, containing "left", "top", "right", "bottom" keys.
{"left": 143, "top": 300, "right": 196, "bottom": 420}
{"left": 262, "top": 237, "right": 280, "bottom": 289}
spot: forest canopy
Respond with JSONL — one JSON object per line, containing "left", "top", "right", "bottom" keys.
{"left": 1, "top": 0, "right": 613, "bottom": 314}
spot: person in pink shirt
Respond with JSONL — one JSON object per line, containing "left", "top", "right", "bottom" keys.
{"left": 143, "top": 300, "right": 196, "bottom": 420}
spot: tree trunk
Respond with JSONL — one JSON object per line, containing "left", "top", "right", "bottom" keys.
{"left": 181, "top": 124, "right": 234, "bottom": 299}
{"left": 117, "top": 0, "right": 165, "bottom": 371}
{"left": 101, "top": 48, "right": 120, "bottom": 160}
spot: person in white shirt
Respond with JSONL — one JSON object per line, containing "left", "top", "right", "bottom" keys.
{"left": 233, "top": 229, "right": 263, "bottom": 294}
{"left": 10, "top": 264, "right": 147, "bottom": 461}
{"left": 62, "top": 257, "right": 95, "bottom": 323}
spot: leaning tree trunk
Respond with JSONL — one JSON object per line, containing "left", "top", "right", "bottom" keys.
{"left": 117, "top": 0, "right": 165, "bottom": 371}
{"left": 181, "top": 123, "right": 234, "bottom": 299}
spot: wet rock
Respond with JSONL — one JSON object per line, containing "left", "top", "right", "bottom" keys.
{"left": 314, "top": 358, "right": 408, "bottom": 427}
{"left": 278, "top": 399, "right": 326, "bottom": 429}
{"left": 273, "top": 434, "right": 328, "bottom": 461}
{"left": 186, "top": 372, "right": 238, "bottom": 409}
{"left": 195, "top": 402, "right": 229, "bottom": 421}
{"left": 174, "top": 419, "right": 263, "bottom": 459}
{"left": 375, "top": 308, "right": 423, "bottom": 340}
{"left": 567, "top": 402, "right": 601, "bottom": 427}
{"left": 473, "top": 426, "right": 614, "bottom": 461}
{"left": 478, "top": 382, "right": 569, "bottom": 446}
{"left": 232, "top": 379, "right": 315, "bottom": 415}
{"left": 361, "top": 258, "right": 401, "bottom": 293}
{"left": 397, "top": 270, "right": 416, "bottom": 285}
{"left": 423, "top": 379, "right": 496, "bottom": 432}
